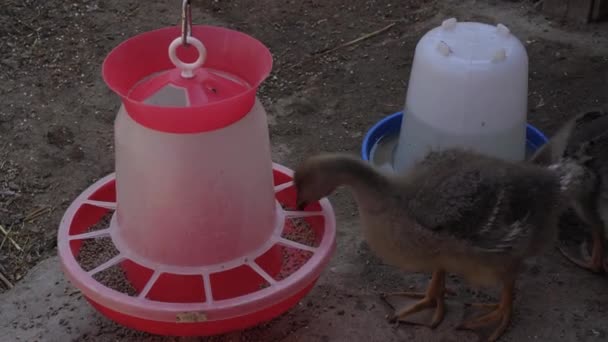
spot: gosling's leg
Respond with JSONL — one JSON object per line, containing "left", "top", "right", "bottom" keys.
{"left": 559, "top": 224, "right": 605, "bottom": 274}
{"left": 381, "top": 269, "right": 447, "bottom": 328}
{"left": 457, "top": 279, "right": 514, "bottom": 342}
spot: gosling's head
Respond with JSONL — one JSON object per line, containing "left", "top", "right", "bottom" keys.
{"left": 294, "top": 154, "right": 348, "bottom": 210}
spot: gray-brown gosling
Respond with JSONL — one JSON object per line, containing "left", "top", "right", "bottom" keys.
{"left": 530, "top": 109, "right": 608, "bottom": 273}
{"left": 294, "top": 145, "right": 585, "bottom": 341}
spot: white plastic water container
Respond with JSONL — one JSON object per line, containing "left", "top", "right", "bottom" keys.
{"left": 394, "top": 18, "right": 529, "bottom": 173}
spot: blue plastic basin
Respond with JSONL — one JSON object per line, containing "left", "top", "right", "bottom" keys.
{"left": 361, "top": 111, "right": 548, "bottom": 162}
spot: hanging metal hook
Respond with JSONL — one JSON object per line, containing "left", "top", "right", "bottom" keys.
{"left": 181, "top": 0, "right": 192, "bottom": 46}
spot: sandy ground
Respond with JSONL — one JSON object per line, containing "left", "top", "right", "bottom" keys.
{"left": 1, "top": 0, "right": 607, "bottom": 341}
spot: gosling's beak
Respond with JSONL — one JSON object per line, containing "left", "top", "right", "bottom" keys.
{"left": 296, "top": 196, "right": 308, "bottom": 211}
{"left": 296, "top": 201, "right": 308, "bottom": 210}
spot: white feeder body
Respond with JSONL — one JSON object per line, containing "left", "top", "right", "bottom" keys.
{"left": 114, "top": 99, "right": 276, "bottom": 267}
{"left": 394, "top": 19, "right": 529, "bottom": 173}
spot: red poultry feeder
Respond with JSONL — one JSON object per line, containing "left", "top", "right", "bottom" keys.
{"left": 57, "top": 7, "right": 336, "bottom": 337}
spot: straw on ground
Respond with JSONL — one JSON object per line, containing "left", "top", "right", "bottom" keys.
{"left": 0, "top": 224, "right": 22, "bottom": 252}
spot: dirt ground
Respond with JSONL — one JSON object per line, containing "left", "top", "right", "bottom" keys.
{"left": 1, "top": 0, "right": 607, "bottom": 341}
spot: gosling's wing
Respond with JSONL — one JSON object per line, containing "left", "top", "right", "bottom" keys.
{"left": 565, "top": 110, "right": 608, "bottom": 201}
{"left": 529, "top": 109, "right": 608, "bottom": 167}
{"left": 406, "top": 153, "right": 557, "bottom": 254}
{"left": 567, "top": 110, "right": 608, "bottom": 168}
{"left": 529, "top": 114, "right": 577, "bottom": 166}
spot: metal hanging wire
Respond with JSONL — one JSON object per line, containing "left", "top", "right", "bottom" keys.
{"left": 181, "top": 0, "right": 193, "bottom": 47}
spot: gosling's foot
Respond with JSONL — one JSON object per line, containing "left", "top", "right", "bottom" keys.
{"left": 387, "top": 292, "right": 445, "bottom": 328}
{"left": 458, "top": 283, "right": 514, "bottom": 341}
{"left": 558, "top": 239, "right": 605, "bottom": 274}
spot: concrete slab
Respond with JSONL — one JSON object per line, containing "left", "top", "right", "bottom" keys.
{"left": 0, "top": 249, "right": 476, "bottom": 342}
{"left": 3, "top": 225, "right": 608, "bottom": 342}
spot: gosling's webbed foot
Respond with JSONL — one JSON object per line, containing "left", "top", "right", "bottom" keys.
{"left": 457, "top": 303, "right": 511, "bottom": 342}
{"left": 457, "top": 281, "right": 514, "bottom": 342}
{"left": 383, "top": 291, "right": 446, "bottom": 328}
{"left": 381, "top": 270, "right": 448, "bottom": 329}
{"left": 380, "top": 286, "right": 456, "bottom": 298}
{"left": 558, "top": 239, "right": 605, "bottom": 274}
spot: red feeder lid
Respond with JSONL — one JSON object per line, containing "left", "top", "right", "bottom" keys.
{"left": 102, "top": 26, "right": 273, "bottom": 134}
